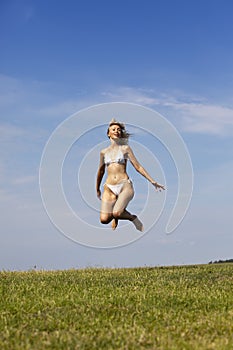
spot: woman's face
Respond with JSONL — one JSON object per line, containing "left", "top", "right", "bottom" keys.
{"left": 108, "top": 124, "right": 122, "bottom": 139}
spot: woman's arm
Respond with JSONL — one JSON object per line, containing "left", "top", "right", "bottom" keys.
{"left": 126, "top": 146, "right": 165, "bottom": 191}
{"left": 96, "top": 151, "right": 106, "bottom": 199}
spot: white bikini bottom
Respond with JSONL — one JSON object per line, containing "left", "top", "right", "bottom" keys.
{"left": 105, "top": 179, "right": 132, "bottom": 196}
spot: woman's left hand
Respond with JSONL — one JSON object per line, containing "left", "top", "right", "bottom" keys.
{"left": 152, "top": 181, "right": 165, "bottom": 191}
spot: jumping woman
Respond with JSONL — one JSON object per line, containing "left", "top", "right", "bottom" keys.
{"left": 96, "top": 119, "right": 165, "bottom": 231}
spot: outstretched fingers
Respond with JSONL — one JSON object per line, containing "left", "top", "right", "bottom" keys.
{"left": 152, "top": 182, "right": 165, "bottom": 191}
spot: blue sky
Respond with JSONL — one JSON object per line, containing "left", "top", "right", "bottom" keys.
{"left": 0, "top": 0, "right": 233, "bottom": 270}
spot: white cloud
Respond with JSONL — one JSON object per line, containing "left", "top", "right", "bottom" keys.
{"left": 0, "top": 74, "right": 94, "bottom": 122}
{"left": 0, "top": 123, "right": 26, "bottom": 138}
{"left": 12, "top": 175, "right": 37, "bottom": 185}
{"left": 101, "top": 86, "right": 233, "bottom": 136}
{"left": 1, "top": 74, "right": 233, "bottom": 137}
{"left": 167, "top": 101, "right": 233, "bottom": 136}
{"left": 101, "top": 87, "right": 160, "bottom": 105}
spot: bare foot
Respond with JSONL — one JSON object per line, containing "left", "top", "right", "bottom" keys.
{"left": 132, "top": 216, "right": 144, "bottom": 232}
{"left": 111, "top": 218, "right": 118, "bottom": 230}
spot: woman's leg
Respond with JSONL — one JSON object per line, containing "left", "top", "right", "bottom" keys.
{"left": 112, "top": 181, "right": 143, "bottom": 231}
{"left": 112, "top": 180, "right": 134, "bottom": 219}
{"left": 100, "top": 185, "right": 116, "bottom": 225}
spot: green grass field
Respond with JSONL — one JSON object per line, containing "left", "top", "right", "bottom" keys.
{"left": 0, "top": 264, "right": 233, "bottom": 349}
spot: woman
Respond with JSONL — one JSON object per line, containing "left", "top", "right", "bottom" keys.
{"left": 96, "top": 119, "right": 165, "bottom": 231}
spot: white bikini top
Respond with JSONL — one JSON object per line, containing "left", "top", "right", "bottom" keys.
{"left": 104, "top": 147, "right": 127, "bottom": 166}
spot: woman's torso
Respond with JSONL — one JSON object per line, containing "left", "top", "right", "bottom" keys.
{"left": 104, "top": 145, "right": 129, "bottom": 185}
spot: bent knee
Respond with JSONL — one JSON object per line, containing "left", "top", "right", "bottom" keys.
{"left": 100, "top": 215, "right": 112, "bottom": 224}
{"left": 113, "top": 209, "right": 124, "bottom": 218}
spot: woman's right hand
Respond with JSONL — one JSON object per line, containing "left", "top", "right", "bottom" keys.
{"left": 97, "top": 189, "right": 101, "bottom": 200}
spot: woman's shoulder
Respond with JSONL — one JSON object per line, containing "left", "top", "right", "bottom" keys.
{"left": 100, "top": 147, "right": 109, "bottom": 155}
{"left": 121, "top": 144, "right": 132, "bottom": 154}
{"left": 121, "top": 144, "right": 131, "bottom": 151}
